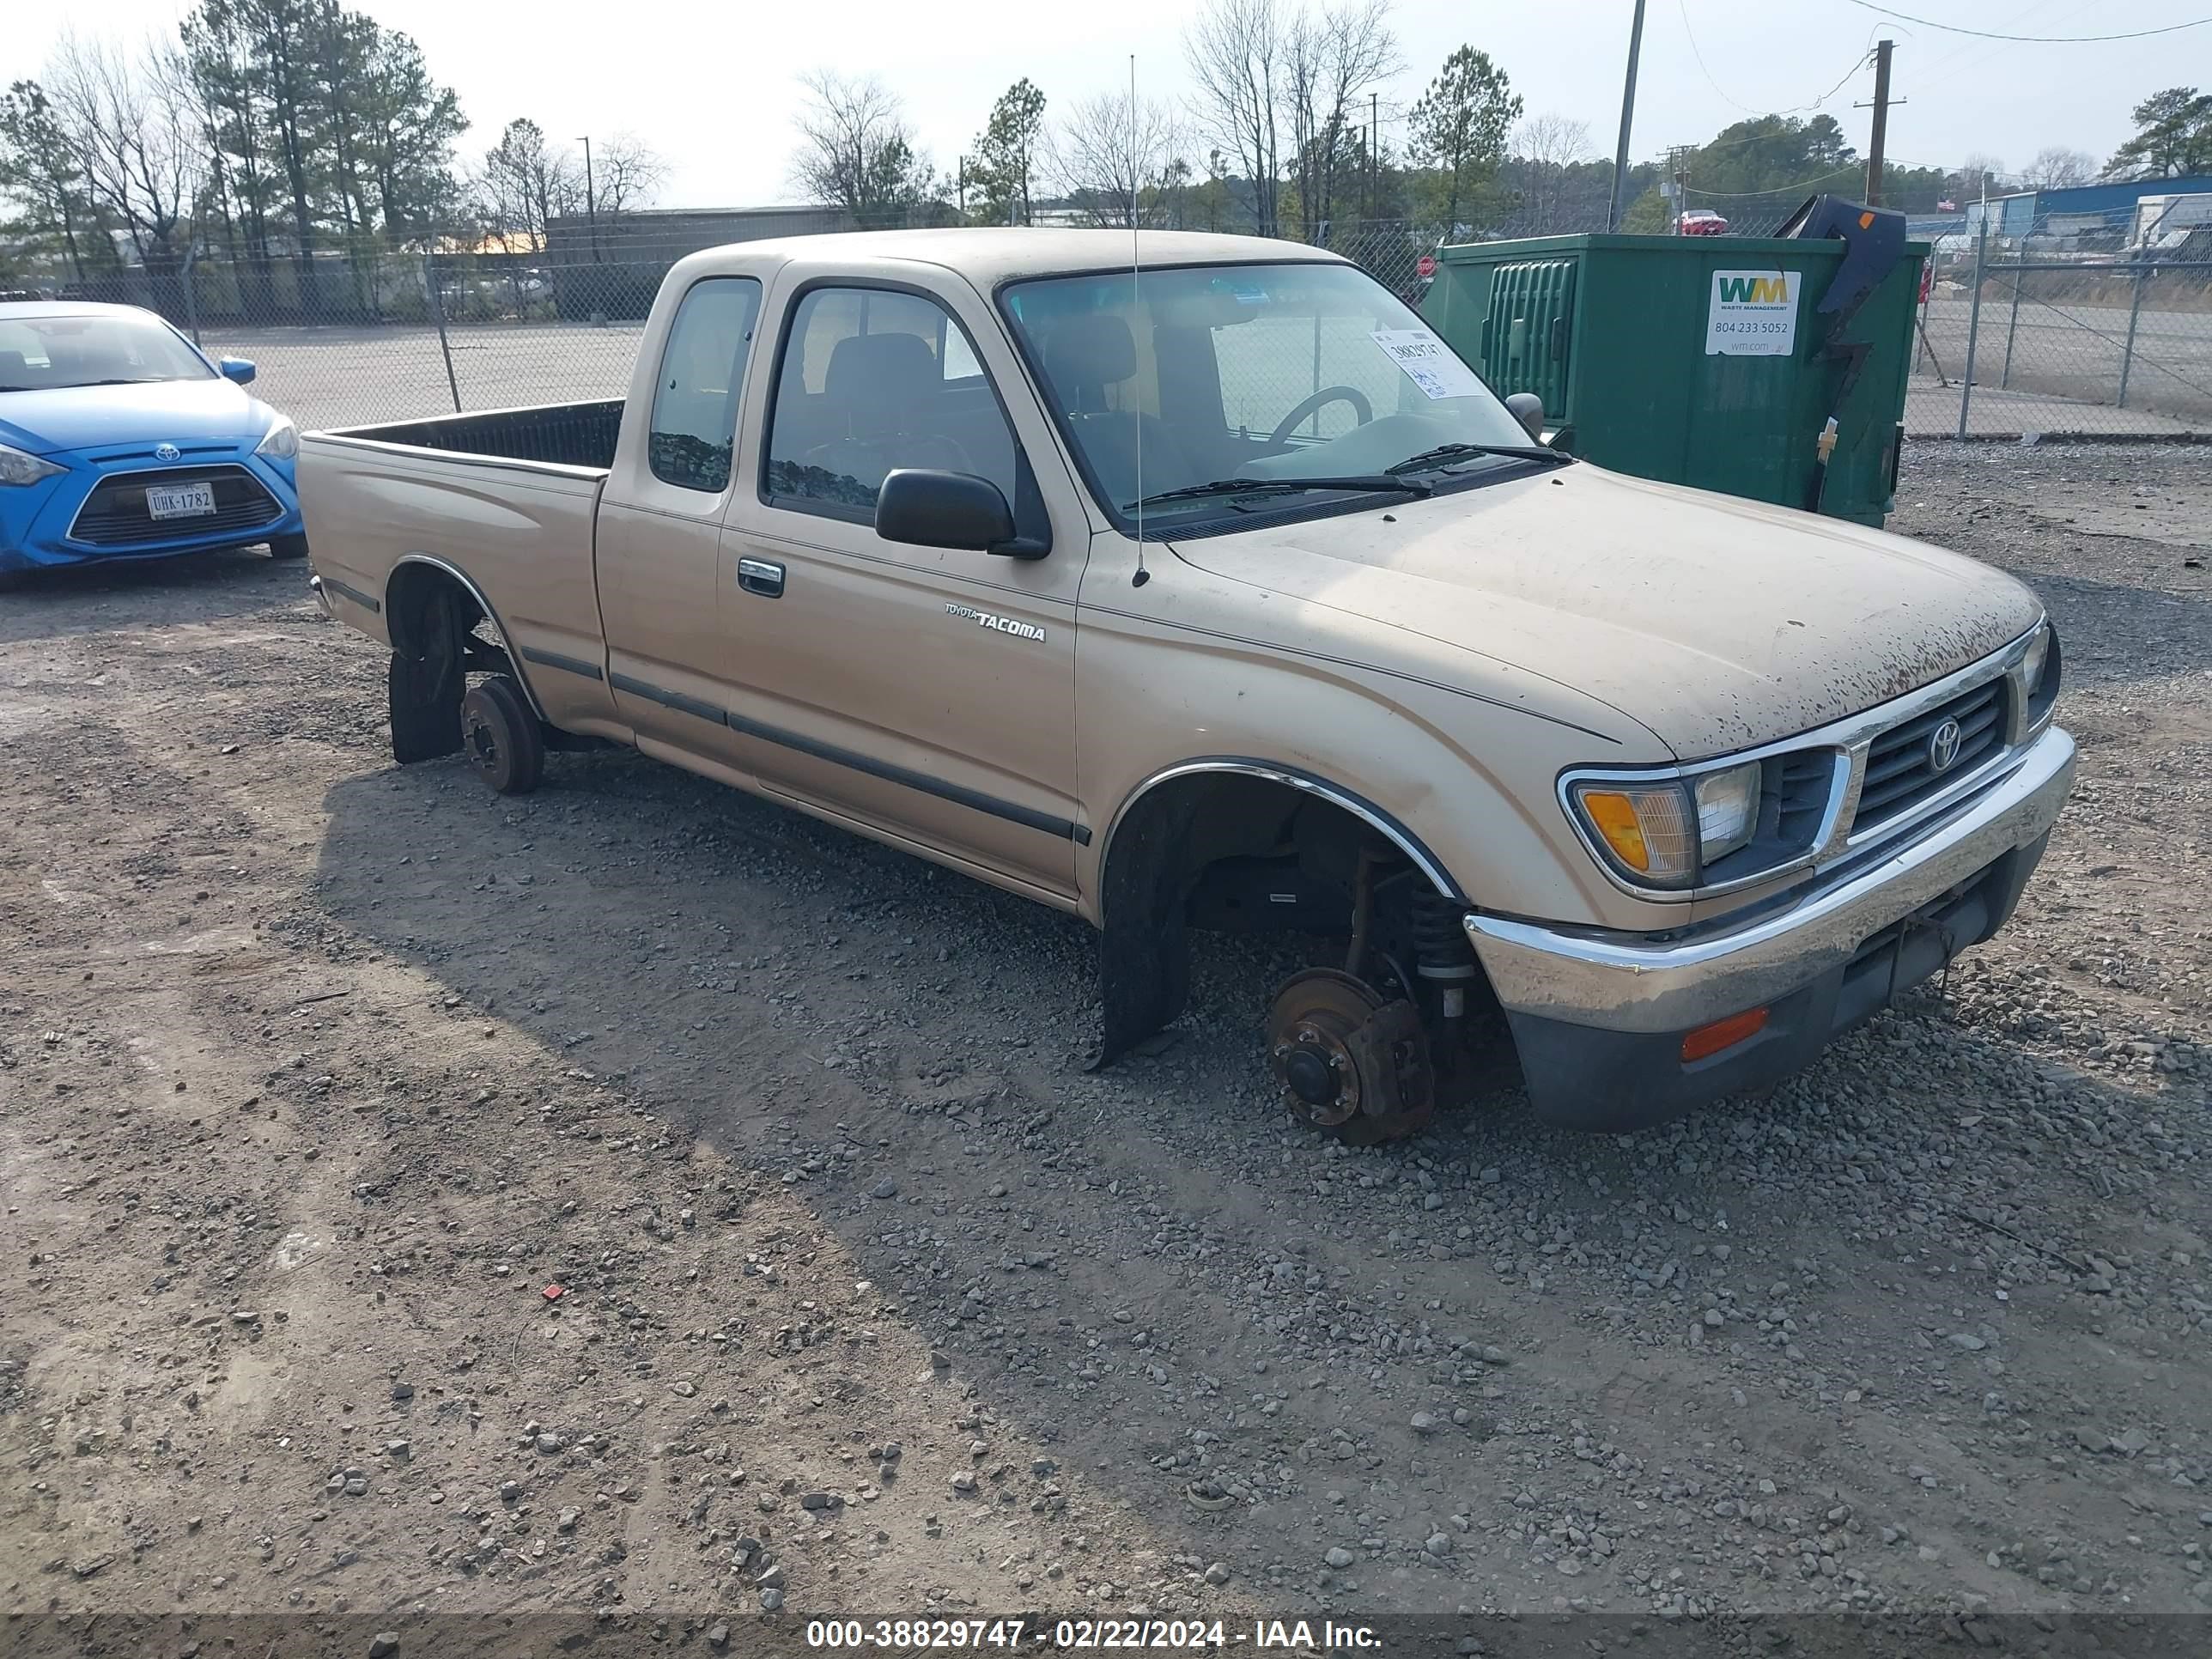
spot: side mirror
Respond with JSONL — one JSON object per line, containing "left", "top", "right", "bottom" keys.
{"left": 219, "top": 357, "right": 257, "bottom": 385}
{"left": 1504, "top": 391, "right": 1543, "bottom": 441}
{"left": 877, "top": 468, "right": 1024, "bottom": 555}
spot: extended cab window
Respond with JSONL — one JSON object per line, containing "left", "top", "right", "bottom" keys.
{"left": 647, "top": 276, "right": 763, "bottom": 492}
{"left": 762, "top": 287, "right": 1018, "bottom": 524}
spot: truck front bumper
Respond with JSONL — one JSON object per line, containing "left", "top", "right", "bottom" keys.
{"left": 1465, "top": 724, "right": 2076, "bottom": 1131}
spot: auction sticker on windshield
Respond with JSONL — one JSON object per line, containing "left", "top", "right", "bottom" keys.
{"left": 1370, "top": 329, "right": 1486, "bottom": 399}
{"left": 1705, "top": 270, "right": 1801, "bottom": 357}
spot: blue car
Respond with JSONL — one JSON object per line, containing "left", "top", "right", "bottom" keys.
{"left": 0, "top": 301, "right": 307, "bottom": 583}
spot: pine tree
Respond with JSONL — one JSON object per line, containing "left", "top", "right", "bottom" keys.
{"left": 1404, "top": 46, "right": 1520, "bottom": 232}
{"left": 968, "top": 79, "right": 1046, "bottom": 227}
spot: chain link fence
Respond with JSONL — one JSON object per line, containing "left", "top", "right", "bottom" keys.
{"left": 1911, "top": 202, "right": 2212, "bottom": 439}
{"left": 22, "top": 204, "right": 2205, "bottom": 441}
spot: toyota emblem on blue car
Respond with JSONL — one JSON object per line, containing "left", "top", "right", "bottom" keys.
{"left": 155, "top": 442, "right": 181, "bottom": 462}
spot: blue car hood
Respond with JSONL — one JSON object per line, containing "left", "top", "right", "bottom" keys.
{"left": 0, "top": 378, "right": 276, "bottom": 456}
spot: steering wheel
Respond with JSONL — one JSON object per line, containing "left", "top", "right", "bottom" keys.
{"left": 1269, "top": 385, "right": 1373, "bottom": 447}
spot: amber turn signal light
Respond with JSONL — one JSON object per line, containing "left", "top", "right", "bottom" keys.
{"left": 1680, "top": 1006, "right": 1769, "bottom": 1063}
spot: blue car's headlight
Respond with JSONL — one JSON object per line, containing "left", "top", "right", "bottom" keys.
{"left": 0, "top": 442, "right": 67, "bottom": 487}
{"left": 254, "top": 417, "right": 299, "bottom": 461}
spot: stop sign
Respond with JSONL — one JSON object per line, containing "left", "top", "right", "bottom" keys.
{"left": 1416, "top": 254, "right": 1437, "bottom": 278}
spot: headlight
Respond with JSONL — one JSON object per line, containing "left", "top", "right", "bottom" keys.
{"left": 0, "top": 442, "right": 67, "bottom": 487}
{"left": 2021, "top": 622, "right": 2051, "bottom": 696}
{"left": 254, "top": 417, "right": 299, "bottom": 460}
{"left": 1693, "top": 763, "right": 1762, "bottom": 864}
{"left": 1572, "top": 759, "right": 1765, "bottom": 889}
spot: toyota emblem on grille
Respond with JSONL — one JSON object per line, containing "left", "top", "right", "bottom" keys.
{"left": 1927, "top": 717, "right": 1965, "bottom": 775}
{"left": 154, "top": 443, "right": 181, "bottom": 462}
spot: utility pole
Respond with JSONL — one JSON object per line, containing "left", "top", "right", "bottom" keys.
{"left": 578, "top": 136, "right": 599, "bottom": 261}
{"left": 1606, "top": 0, "right": 1649, "bottom": 233}
{"left": 1864, "top": 40, "right": 1894, "bottom": 206}
{"left": 1665, "top": 144, "right": 1691, "bottom": 234}
{"left": 1370, "top": 90, "right": 1378, "bottom": 220}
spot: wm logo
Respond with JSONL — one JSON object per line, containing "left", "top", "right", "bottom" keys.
{"left": 1718, "top": 275, "right": 1790, "bottom": 304}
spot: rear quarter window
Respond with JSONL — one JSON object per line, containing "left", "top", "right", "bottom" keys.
{"left": 647, "top": 277, "right": 764, "bottom": 492}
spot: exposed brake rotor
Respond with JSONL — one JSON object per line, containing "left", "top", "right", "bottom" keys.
{"left": 1266, "top": 967, "right": 1435, "bottom": 1143}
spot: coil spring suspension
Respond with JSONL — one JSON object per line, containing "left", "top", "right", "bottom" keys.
{"left": 1412, "top": 889, "right": 1477, "bottom": 1024}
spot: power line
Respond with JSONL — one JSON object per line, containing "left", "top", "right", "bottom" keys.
{"left": 1680, "top": 166, "right": 1863, "bottom": 198}
{"left": 1840, "top": 2, "right": 2210, "bottom": 42}
{"left": 1674, "top": 1, "right": 1872, "bottom": 116}
{"left": 1810, "top": 46, "right": 1875, "bottom": 109}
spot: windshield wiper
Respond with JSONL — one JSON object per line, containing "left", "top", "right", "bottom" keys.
{"left": 1123, "top": 474, "right": 1431, "bottom": 511}
{"left": 1384, "top": 441, "right": 1573, "bottom": 476}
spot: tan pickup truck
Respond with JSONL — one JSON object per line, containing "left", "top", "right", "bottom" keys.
{"left": 299, "top": 228, "right": 2074, "bottom": 1138}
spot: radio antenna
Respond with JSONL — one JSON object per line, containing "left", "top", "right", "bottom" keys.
{"left": 1128, "top": 51, "right": 1150, "bottom": 587}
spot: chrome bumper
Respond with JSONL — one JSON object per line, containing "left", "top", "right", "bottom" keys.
{"left": 1465, "top": 725, "right": 2076, "bottom": 1035}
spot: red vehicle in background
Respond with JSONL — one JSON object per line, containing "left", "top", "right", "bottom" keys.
{"left": 1675, "top": 209, "right": 1730, "bottom": 235}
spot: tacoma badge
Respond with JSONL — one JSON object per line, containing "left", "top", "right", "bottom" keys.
{"left": 945, "top": 601, "right": 1045, "bottom": 642}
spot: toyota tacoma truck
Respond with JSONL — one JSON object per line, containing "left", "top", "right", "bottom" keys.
{"left": 298, "top": 228, "right": 2073, "bottom": 1139}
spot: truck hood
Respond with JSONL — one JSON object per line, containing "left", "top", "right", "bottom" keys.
{"left": 0, "top": 378, "right": 277, "bottom": 455}
{"left": 1166, "top": 464, "right": 2043, "bottom": 758}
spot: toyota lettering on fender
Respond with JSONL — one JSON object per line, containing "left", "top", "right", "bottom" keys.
{"left": 945, "top": 601, "right": 1045, "bottom": 642}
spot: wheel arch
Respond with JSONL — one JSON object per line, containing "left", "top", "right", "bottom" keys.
{"left": 1085, "top": 757, "right": 1471, "bottom": 1066}
{"left": 383, "top": 553, "right": 547, "bottom": 721}
{"left": 1095, "top": 757, "right": 1466, "bottom": 908}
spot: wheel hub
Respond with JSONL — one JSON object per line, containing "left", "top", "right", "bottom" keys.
{"left": 1279, "top": 1046, "right": 1339, "bottom": 1107}
{"left": 465, "top": 717, "right": 500, "bottom": 768}
{"left": 1266, "top": 968, "right": 1432, "bottom": 1134}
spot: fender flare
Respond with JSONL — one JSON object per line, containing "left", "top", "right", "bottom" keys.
{"left": 1096, "top": 757, "right": 1465, "bottom": 902}
{"left": 385, "top": 552, "right": 548, "bottom": 722}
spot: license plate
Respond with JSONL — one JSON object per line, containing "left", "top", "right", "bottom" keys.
{"left": 146, "top": 481, "right": 216, "bottom": 520}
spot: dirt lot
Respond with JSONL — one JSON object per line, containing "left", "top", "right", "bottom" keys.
{"left": 3, "top": 443, "right": 2209, "bottom": 1650}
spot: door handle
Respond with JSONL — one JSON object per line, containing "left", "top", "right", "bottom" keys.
{"left": 737, "top": 557, "right": 784, "bottom": 599}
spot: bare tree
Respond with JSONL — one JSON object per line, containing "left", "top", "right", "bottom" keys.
{"left": 1283, "top": 0, "right": 1399, "bottom": 239}
{"left": 788, "top": 70, "right": 933, "bottom": 228}
{"left": 593, "top": 134, "right": 668, "bottom": 221}
{"left": 2021, "top": 146, "right": 2094, "bottom": 191}
{"left": 477, "top": 117, "right": 579, "bottom": 252}
{"left": 1511, "top": 111, "right": 1592, "bottom": 232}
{"left": 1048, "top": 93, "right": 1184, "bottom": 228}
{"left": 1954, "top": 152, "right": 2006, "bottom": 202}
{"left": 1184, "top": 0, "right": 1286, "bottom": 237}
{"left": 44, "top": 33, "right": 205, "bottom": 290}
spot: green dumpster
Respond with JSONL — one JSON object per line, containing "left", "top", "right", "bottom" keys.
{"left": 1421, "top": 228, "right": 1927, "bottom": 526}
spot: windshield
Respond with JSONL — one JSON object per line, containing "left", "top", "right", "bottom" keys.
{"left": 0, "top": 313, "right": 214, "bottom": 392}
{"left": 1001, "top": 261, "right": 1541, "bottom": 529}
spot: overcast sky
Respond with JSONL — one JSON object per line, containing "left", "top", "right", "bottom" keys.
{"left": 10, "top": 0, "right": 2199, "bottom": 208}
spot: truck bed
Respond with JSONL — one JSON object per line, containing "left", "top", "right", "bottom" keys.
{"left": 331, "top": 398, "right": 623, "bottom": 472}
{"left": 299, "top": 399, "right": 621, "bottom": 735}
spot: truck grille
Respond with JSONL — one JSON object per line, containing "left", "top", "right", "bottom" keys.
{"left": 1771, "top": 750, "right": 1837, "bottom": 848}
{"left": 69, "top": 465, "right": 282, "bottom": 548}
{"left": 1852, "top": 678, "right": 2008, "bottom": 834}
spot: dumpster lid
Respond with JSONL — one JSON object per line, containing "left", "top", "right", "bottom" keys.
{"left": 1778, "top": 193, "right": 1906, "bottom": 316}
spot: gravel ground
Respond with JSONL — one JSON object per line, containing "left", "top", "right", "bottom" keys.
{"left": 2, "top": 443, "right": 2207, "bottom": 1647}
